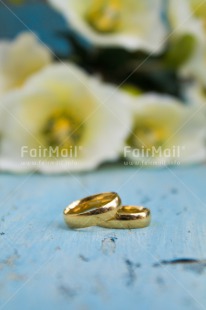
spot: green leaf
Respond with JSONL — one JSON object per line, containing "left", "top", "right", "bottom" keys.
{"left": 164, "top": 34, "right": 197, "bottom": 69}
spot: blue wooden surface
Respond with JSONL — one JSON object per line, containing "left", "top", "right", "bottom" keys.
{"left": 0, "top": 165, "right": 206, "bottom": 310}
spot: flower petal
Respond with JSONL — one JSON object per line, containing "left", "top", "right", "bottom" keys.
{"left": 48, "top": 0, "right": 167, "bottom": 52}
{"left": 124, "top": 94, "right": 206, "bottom": 166}
{"left": 0, "top": 63, "right": 132, "bottom": 173}
{"left": 0, "top": 32, "right": 52, "bottom": 94}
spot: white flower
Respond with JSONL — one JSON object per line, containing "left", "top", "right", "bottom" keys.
{"left": 124, "top": 94, "right": 206, "bottom": 165}
{"left": 180, "top": 41, "right": 206, "bottom": 86}
{"left": 0, "top": 32, "right": 52, "bottom": 95}
{"left": 168, "top": 0, "right": 206, "bottom": 86}
{"left": 168, "top": 1, "right": 206, "bottom": 85}
{"left": 187, "top": 0, "right": 206, "bottom": 39}
{"left": 183, "top": 81, "right": 206, "bottom": 107}
{"left": 48, "top": 0, "right": 167, "bottom": 53}
{"left": 168, "top": 0, "right": 205, "bottom": 40}
{"left": 0, "top": 63, "right": 132, "bottom": 173}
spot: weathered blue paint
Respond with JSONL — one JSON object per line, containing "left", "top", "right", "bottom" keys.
{"left": 0, "top": 165, "right": 206, "bottom": 310}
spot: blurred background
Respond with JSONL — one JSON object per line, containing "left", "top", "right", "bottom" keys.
{"left": 0, "top": 0, "right": 70, "bottom": 56}
{"left": 0, "top": 0, "right": 205, "bottom": 172}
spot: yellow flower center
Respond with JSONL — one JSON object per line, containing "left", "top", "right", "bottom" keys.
{"left": 191, "top": 0, "right": 206, "bottom": 31}
{"left": 86, "top": 0, "right": 122, "bottom": 33}
{"left": 41, "top": 110, "right": 83, "bottom": 149}
{"left": 128, "top": 123, "right": 168, "bottom": 153}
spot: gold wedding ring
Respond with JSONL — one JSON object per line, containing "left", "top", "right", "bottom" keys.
{"left": 99, "top": 206, "right": 151, "bottom": 229}
{"left": 64, "top": 192, "right": 121, "bottom": 229}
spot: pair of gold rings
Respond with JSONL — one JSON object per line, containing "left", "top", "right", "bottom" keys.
{"left": 63, "top": 192, "right": 151, "bottom": 229}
